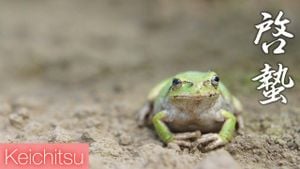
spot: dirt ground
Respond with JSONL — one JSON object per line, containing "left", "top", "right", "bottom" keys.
{"left": 0, "top": 0, "right": 299, "bottom": 169}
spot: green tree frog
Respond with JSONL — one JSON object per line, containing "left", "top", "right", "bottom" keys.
{"left": 137, "top": 71, "right": 243, "bottom": 151}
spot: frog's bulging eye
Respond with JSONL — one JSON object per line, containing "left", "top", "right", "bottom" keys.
{"left": 211, "top": 75, "right": 220, "bottom": 87}
{"left": 172, "top": 78, "right": 182, "bottom": 87}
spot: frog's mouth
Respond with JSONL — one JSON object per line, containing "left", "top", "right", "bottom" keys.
{"left": 169, "top": 94, "right": 219, "bottom": 111}
{"left": 171, "top": 93, "right": 218, "bottom": 100}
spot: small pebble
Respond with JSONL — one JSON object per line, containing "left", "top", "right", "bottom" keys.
{"left": 9, "top": 108, "right": 29, "bottom": 128}
{"left": 49, "top": 127, "right": 73, "bottom": 143}
{"left": 167, "top": 142, "right": 181, "bottom": 152}
{"left": 118, "top": 133, "right": 133, "bottom": 146}
{"left": 73, "top": 106, "right": 97, "bottom": 119}
{"left": 81, "top": 132, "right": 96, "bottom": 143}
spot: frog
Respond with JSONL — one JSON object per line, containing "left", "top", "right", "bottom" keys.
{"left": 137, "top": 71, "right": 244, "bottom": 151}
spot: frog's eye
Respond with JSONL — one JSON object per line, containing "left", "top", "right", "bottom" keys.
{"left": 172, "top": 78, "right": 182, "bottom": 87}
{"left": 211, "top": 75, "right": 220, "bottom": 87}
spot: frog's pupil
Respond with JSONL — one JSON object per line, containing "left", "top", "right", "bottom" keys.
{"left": 172, "top": 78, "right": 181, "bottom": 86}
{"left": 214, "top": 76, "right": 220, "bottom": 82}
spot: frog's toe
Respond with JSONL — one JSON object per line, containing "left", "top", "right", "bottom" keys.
{"left": 204, "top": 136, "right": 227, "bottom": 151}
{"left": 194, "top": 133, "right": 219, "bottom": 144}
{"left": 193, "top": 133, "right": 227, "bottom": 151}
{"left": 168, "top": 139, "right": 192, "bottom": 149}
{"left": 174, "top": 131, "right": 201, "bottom": 140}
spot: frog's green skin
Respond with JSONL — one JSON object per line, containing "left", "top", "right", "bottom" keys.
{"left": 138, "top": 71, "right": 243, "bottom": 151}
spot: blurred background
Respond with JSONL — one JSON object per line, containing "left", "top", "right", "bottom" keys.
{"left": 0, "top": 0, "right": 299, "bottom": 92}
{"left": 0, "top": 0, "right": 299, "bottom": 169}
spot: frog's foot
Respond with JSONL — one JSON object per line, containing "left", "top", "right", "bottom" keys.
{"left": 167, "top": 131, "right": 201, "bottom": 150}
{"left": 168, "top": 140, "right": 192, "bottom": 149}
{"left": 192, "top": 109, "right": 236, "bottom": 151}
{"left": 174, "top": 131, "right": 201, "bottom": 140}
{"left": 192, "top": 133, "right": 227, "bottom": 151}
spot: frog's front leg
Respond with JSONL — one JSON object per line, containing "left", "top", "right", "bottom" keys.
{"left": 193, "top": 109, "right": 236, "bottom": 151}
{"left": 152, "top": 111, "right": 201, "bottom": 148}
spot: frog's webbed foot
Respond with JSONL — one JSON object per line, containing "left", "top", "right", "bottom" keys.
{"left": 173, "top": 130, "right": 201, "bottom": 140}
{"left": 192, "top": 133, "right": 227, "bottom": 151}
{"left": 192, "top": 109, "right": 237, "bottom": 151}
{"left": 167, "top": 131, "right": 201, "bottom": 149}
{"left": 168, "top": 140, "right": 192, "bottom": 150}
{"left": 152, "top": 111, "right": 202, "bottom": 150}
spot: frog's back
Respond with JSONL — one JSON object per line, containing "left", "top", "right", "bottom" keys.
{"left": 147, "top": 78, "right": 171, "bottom": 101}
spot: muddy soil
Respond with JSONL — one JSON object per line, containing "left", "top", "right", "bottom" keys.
{"left": 0, "top": 0, "right": 299, "bottom": 169}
